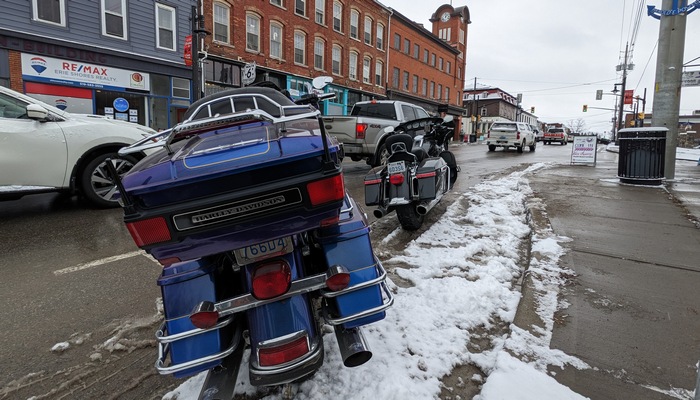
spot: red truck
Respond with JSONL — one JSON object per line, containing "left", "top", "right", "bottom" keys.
{"left": 543, "top": 127, "right": 570, "bottom": 145}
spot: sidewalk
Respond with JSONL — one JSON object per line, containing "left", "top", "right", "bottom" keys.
{"left": 519, "top": 147, "right": 700, "bottom": 399}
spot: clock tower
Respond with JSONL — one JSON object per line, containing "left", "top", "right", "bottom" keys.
{"left": 430, "top": 5, "right": 470, "bottom": 59}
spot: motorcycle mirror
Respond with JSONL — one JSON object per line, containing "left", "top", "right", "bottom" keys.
{"left": 384, "top": 126, "right": 394, "bottom": 134}
{"left": 312, "top": 76, "right": 333, "bottom": 90}
{"left": 442, "top": 115, "right": 454, "bottom": 123}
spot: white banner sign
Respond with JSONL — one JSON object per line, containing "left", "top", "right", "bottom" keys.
{"left": 682, "top": 70, "right": 700, "bottom": 87}
{"left": 21, "top": 53, "right": 150, "bottom": 91}
{"left": 571, "top": 136, "right": 598, "bottom": 165}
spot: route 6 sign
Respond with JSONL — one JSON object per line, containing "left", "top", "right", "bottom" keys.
{"left": 242, "top": 62, "right": 256, "bottom": 85}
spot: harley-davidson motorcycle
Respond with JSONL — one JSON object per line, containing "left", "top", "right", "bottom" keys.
{"left": 364, "top": 116, "right": 459, "bottom": 230}
{"left": 111, "top": 78, "right": 393, "bottom": 398}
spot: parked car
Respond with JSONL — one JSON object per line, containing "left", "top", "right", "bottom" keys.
{"left": 485, "top": 121, "right": 536, "bottom": 153}
{"left": 322, "top": 100, "right": 431, "bottom": 166}
{"left": 532, "top": 125, "right": 544, "bottom": 142}
{"left": 0, "top": 85, "right": 157, "bottom": 208}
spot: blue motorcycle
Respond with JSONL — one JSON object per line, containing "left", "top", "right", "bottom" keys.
{"left": 113, "top": 80, "right": 392, "bottom": 397}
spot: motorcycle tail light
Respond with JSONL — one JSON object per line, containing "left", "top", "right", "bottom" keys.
{"left": 389, "top": 174, "right": 404, "bottom": 185}
{"left": 356, "top": 123, "right": 368, "bottom": 139}
{"left": 252, "top": 260, "right": 292, "bottom": 300}
{"left": 320, "top": 215, "right": 340, "bottom": 227}
{"left": 326, "top": 273, "right": 351, "bottom": 291}
{"left": 307, "top": 174, "right": 345, "bottom": 206}
{"left": 259, "top": 335, "right": 309, "bottom": 367}
{"left": 190, "top": 301, "right": 220, "bottom": 330}
{"left": 126, "top": 217, "right": 171, "bottom": 247}
{"left": 416, "top": 172, "right": 436, "bottom": 179}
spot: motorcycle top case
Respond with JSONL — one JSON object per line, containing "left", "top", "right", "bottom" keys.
{"left": 316, "top": 196, "right": 386, "bottom": 329}
{"left": 157, "top": 258, "right": 229, "bottom": 378}
{"left": 121, "top": 118, "right": 344, "bottom": 263}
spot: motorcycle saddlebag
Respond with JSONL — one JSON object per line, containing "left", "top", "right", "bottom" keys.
{"left": 363, "top": 166, "right": 385, "bottom": 206}
{"left": 317, "top": 197, "right": 386, "bottom": 329}
{"left": 416, "top": 158, "right": 448, "bottom": 200}
{"left": 157, "top": 258, "right": 230, "bottom": 378}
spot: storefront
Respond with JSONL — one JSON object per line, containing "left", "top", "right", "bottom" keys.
{"left": 19, "top": 52, "right": 190, "bottom": 130}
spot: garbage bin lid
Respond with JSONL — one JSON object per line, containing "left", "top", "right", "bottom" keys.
{"left": 618, "top": 127, "right": 668, "bottom": 133}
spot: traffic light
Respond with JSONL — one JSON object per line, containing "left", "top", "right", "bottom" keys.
{"left": 638, "top": 112, "right": 645, "bottom": 119}
{"left": 596, "top": 90, "right": 603, "bottom": 100}
{"left": 582, "top": 104, "right": 588, "bottom": 112}
{"left": 530, "top": 106, "right": 535, "bottom": 113}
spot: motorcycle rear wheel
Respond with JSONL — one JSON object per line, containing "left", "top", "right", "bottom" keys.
{"left": 396, "top": 204, "right": 424, "bottom": 231}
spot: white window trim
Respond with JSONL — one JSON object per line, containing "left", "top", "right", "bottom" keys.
{"left": 349, "top": 51, "right": 358, "bottom": 81}
{"left": 314, "top": 38, "right": 325, "bottom": 70}
{"left": 315, "top": 0, "right": 325, "bottom": 25}
{"left": 155, "top": 3, "right": 176, "bottom": 51}
{"left": 246, "top": 13, "right": 261, "bottom": 53}
{"left": 332, "top": 45, "right": 342, "bottom": 75}
{"left": 294, "top": 31, "right": 306, "bottom": 65}
{"left": 376, "top": 24, "right": 384, "bottom": 50}
{"left": 213, "top": 2, "right": 230, "bottom": 43}
{"left": 270, "top": 22, "right": 283, "bottom": 60}
{"left": 332, "top": 1, "right": 342, "bottom": 33}
{"left": 349, "top": 10, "right": 359, "bottom": 39}
{"left": 363, "top": 16, "right": 372, "bottom": 46}
{"left": 101, "top": 0, "right": 127, "bottom": 39}
{"left": 33, "top": 0, "right": 66, "bottom": 27}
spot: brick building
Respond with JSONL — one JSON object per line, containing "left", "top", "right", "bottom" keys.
{"left": 463, "top": 87, "right": 539, "bottom": 139}
{"left": 624, "top": 111, "right": 700, "bottom": 147}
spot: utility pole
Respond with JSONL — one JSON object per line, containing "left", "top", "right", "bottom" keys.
{"left": 651, "top": 0, "right": 687, "bottom": 180}
{"left": 191, "top": 3, "right": 209, "bottom": 101}
{"left": 472, "top": 77, "right": 478, "bottom": 137}
{"left": 616, "top": 42, "right": 630, "bottom": 137}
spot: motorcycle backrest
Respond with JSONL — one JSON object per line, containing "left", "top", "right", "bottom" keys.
{"left": 385, "top": 133, "right": 413, "bottom": 155}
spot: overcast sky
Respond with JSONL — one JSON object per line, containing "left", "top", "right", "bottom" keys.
{"left": 379, "top": 0, "right": 700, "bottom": 134}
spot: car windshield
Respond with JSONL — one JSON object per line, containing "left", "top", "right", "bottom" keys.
{"left": 549, "top": 129, "right": 564, "bottom": 133}
{"left": 491, "top": 123, "right": 516, "bottom": 130}
{"left": 0, "top": 88, "right": 67, "bottom": 117}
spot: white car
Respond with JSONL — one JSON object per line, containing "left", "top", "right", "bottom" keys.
{"left": 486, "top": 121, "right": 536, "bottom": 153}
{"left": 0, "top": 85, "right": 157, "bottom": 208}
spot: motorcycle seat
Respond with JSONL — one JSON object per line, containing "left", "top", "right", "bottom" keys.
{"left": 411, "top": 148, "right": 429, "bottom": 163}
{"left": 385, "top": 133, "right": 414, "bottom": 155}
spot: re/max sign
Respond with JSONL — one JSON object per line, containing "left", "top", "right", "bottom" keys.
{"left": 62, "top": 63, "right": 108, "bottom": 76}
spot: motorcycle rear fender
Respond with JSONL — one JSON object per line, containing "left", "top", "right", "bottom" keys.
{"left": 416, "top": 158, "right": 448, "bottom": 200}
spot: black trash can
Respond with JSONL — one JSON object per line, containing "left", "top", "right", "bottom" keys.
{"left": 469, "top": 134, "right": 477, "bottom": 143}
{"left": 617, "top": 127, "right": 667, "bottom": 185}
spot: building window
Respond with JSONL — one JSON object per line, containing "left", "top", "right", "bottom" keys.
{"left": 314, "top": 38, "right": 325, "bottom": 70}
{"left": 439, "top": 28, "right": 451, "bottom": 41}
{"left": 333, "top": 1, "right": 342, "bottom": 32}
{"left": 246, "top": 14, "right": 260, "bottom": 52}
{"left": 295, "top": 0, "right": 306, "bottom": 17}
{"left": 101, "top": 0, "right": 127, "bottom": 39}
{"left": 349, "top": 51, "right": 358, "bottom": 80}
{"left": 445, "top": 87, "right": 450, "bottom": 102}
{"left": 172, "top": 77, "right": 191, "bottom": 99}
{"left": 446, "top": 61, "right": 451, "bottom": 74}
{"left": 315, "top": 0, "right": 325, "bottom": 24}
{"left": 33, "top": 0, "right": 65, "bottom": 26}
{"left": 393, "top": 33, "right": 400, "bottom": 50}
{"left": 430, "top": 81, "right": 435, "bottom": 98}
{"left": 156, "top": 3, "right": 176, "bottom": 50}
{"left": 403, "top": 38, "right": 410, "bottom": 54}
{"left": 363, "top": 57, "right": 371, "bottom": 84}
{"left": 270, "top": 23, "right": 283, "bottom": 60}
{"left": 294, "top": 31, "right": 306, "bottom": 64}
{"left": 392, "top": 67, "right": 400, "bottom": 88}
{"left": 412, "top": 75, "right": 418, "bottom": 93}
{"left": 423, "top": 49, "right": 428, "bottom": 63}
{"left": 350, "top": 10, "right": 359, "bottom": 39}
{"left": 332, "top": 45, "right": 341, "bottom": 75}
{"left": 430, "top": 53, "right": 436, "bottom": 66}
{"left": 459, "top": 28, "right": 465, "bottom": 44}
{"left": 438, "top": 57, "right": 443, "bottom": 71}
{"left": 271, "top": 0, "right": 283, "bottom": 6}
{"left": 413, "top": 44, "right": 419, "bottom": 59}
{"left": 376, "top": 23, "right": 384, "bottom": 50}
{"left": 213, "top": 2, "right": 230, "bottom": 43}
{"left": 375, "top": 60, "right": 383, "bottom": 85}
{"left": 363, "top": 16, "right": 372, "bottom": 45}
{"left": 437, "top": 84, "right": 442, "bottom": 99}
{"left": 422, "top": 78, "right": 427, "bottom": 96}
{"left": 402, "top": 71, "right": 409, "bottom": 91}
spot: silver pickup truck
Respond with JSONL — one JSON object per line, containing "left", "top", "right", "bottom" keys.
{"left": 322, "top": 100, "right": 430, "bottom": 166}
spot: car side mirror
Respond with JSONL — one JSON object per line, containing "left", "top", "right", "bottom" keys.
{"left": 26, "top": 104, "right": 49, "bottom": 121}
{"left": 384, "top": 126, "right": 394, "bottom": 134}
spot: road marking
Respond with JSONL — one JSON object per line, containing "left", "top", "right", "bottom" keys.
{"left": 53, "top": 250, "right": 153, "bottom": 275}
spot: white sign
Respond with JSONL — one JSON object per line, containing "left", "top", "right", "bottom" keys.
{"left": 21, "top": 53, "right": 150, "bottom": 91}
{"left": 241, "top": 62, "right": 256, "bottom": 86}
{"left": 570, "top": 136, "right": 598, "bottom": 165}
{"left": 682, "top": 70, "right": 700, "bottom": 87}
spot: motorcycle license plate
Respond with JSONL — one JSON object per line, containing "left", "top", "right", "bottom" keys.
{"left": 234, "top": 236, "right": 294, "bottom": 264}
{"left": 388, "top": 161, "right": 406, "bottom": 175}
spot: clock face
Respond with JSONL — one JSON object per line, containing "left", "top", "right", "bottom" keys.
{"left": 441, "top": 12, "right": 450, "bottom": 22}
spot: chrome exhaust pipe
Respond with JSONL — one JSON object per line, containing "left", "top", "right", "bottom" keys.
{"left": 416, "top": 197, "right": 440, "bottom": 215}
{"left": 334, "top": 326, "right": 372, "bottom": 367}
{"left": 373, "top": 207, "right": 387, "bottom": 219}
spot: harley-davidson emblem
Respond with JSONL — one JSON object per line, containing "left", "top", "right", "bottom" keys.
{"left": 191, "top": 196, "right": 285, "bottom": 224}
{"left": 172, "top": 188, "right": 303, "bottom": 231}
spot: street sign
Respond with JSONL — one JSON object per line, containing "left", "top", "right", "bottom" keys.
{"left": 241, "top": 62, "right": 256, "bottom": 86}
{"left": 682, "top": 70, "right": 700, "bottom": 87}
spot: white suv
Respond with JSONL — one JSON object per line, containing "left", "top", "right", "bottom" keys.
{"left": 486, "top": 122, "right": 536, "bottom": 153}
{"left": 0, "top": 85, "right": 157, "bottom": 208}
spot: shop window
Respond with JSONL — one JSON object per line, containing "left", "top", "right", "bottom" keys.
{"left": 151, "top": 74, "right": 170, "bottom": 96}
{"left": 172, "top": 77, "right": 190, "bottom": 99}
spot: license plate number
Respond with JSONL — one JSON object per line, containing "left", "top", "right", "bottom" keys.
{"left": 388, "top": 161, "right": 406, "bottom": 174}
{"left": 234, "top": 236, "right": 294, "bottom": 264}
